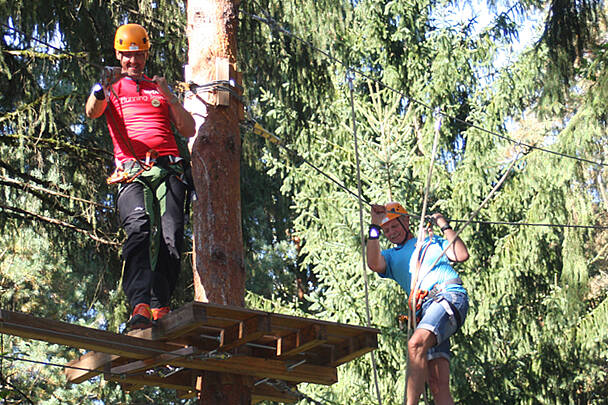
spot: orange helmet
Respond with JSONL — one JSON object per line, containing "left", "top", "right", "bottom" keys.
{"left": 114, "top": 24, "right": 150, "bottom": 52}
{"left": 381, "top": 202, "right": 408, "bottom": 225}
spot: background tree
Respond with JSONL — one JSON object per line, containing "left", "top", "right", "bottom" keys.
{"left": 1, "top": 0, "right": 608, "bottom": 404}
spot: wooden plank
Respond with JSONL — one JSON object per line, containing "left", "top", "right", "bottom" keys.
{"left": 110, "top": 347, "right": 197, "bottom": 375}
{"left": 2, "top": 304, "right": 377, "bottom": 387}
{"left": 331, "top": 333, "right": 378, "bottom": 367}
{"left": 252, "top": 382, "right": 299, "bottom": 404}
{"left": 193, "top": 301, "right": 379, "bottom": 338}
{"left": 159, "top": 354, "right": 337, "bottom": 385}
{"left": 277, "top": 324, "right": 327, "bottom": 358}
{"left": 215, "top": 57, "right": 230, "bottom": 105}
{"left": 65, "top": 351, "right": 120, "bottom": 383}
{"left": 303, "top": 344, "right": 335, "bottom": 366}
{"left": 127, "top": 302, "right": 207, "bottom": 341}
{"left": 67, "top": 349, "right": 336, "bottom": 385}
{"left": 220, "top": 314, "right": 271, "bottom": 351}
{"left": 105, "top": 370, "right": 196, "bottom": 391}
{"left": 0, "top": 309, "right": 177, "bottom": 358}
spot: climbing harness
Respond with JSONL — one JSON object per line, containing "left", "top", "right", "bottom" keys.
{"left": 116, "top": 155, "right": 189, "bottom": 273}
{"left": 398, "top": 277, "right": 464, "bottom": 330}
{"left": 103, "top": 73, "right": 193, "bottom": 273}
{"left": 107, "top": 149, "right": 159, "bottom": 185}
{"left": 426, "top": 278, "right": 464, "bottom": 328}
{"left": 398, "top": 289, "right": 429, "bottom": 329}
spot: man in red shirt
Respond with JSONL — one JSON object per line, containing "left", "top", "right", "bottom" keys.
{"left": 86, "top": 23, "right": 195, "bottom": 329}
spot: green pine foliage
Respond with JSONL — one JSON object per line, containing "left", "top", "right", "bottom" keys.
{"left": 2, "top": 0, "right": 608, "bottom": 404}
{"left": 245, "top": 0, "right": 608, "bottom": 404}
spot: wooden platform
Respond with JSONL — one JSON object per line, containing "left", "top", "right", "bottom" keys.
{"left": 0, "top": 302, "right": 378, "bottom": 403}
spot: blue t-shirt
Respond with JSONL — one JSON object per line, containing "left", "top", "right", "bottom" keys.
{"left": 379, "top": 235, "right": 466, "bottom": 296}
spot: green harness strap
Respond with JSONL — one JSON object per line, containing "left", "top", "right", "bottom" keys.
{"left": 120, "top": 162, "right": 184, "bottom": 272}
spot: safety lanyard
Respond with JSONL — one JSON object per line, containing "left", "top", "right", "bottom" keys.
{"left": 409, "top": 239, "right": 433, "bottom": 311}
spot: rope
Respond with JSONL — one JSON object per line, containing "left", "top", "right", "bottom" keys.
{"left": 416, "top": 148, "right": 525, "bottom": 288}
{"left": 5, "top": 20, "right": 607, "bottom": 230}
{"left": 242, "top": 7, "right": 608, "bottom": 169}
{"left": 245, "top": 118, "right": 608, "bottom": 231}
{"left": 404, "top": 111, "right": 443, "bottom": 405}
{"left": 348, "top": 75, "right": 383, "bottom": 405}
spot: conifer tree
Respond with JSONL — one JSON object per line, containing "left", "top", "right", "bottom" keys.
{"left": 1, "top": 0, "right": 607, "bottom": 404}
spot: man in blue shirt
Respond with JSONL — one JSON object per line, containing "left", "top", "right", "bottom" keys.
{"left": 367, "top": 202, "right": 469, "bottom": 405}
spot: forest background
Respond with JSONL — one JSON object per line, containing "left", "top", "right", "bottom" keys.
{"left": 1, "top": 0, "right": 608, "bottom": 404}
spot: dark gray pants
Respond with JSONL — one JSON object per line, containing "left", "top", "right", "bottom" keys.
{"left": 117, "top": 174, "right": 185, "bottom": 309}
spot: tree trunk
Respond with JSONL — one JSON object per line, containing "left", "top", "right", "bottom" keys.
{"left": 198, "top": 372, "right": 253, "bottom": 405}
{"left": 187, "top": 0, "right": 244, "bottom": 306}
{"left": 185, "top": 0, "right": 248, "bottom": 402}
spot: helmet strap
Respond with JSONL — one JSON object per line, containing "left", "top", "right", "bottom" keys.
{"left": 397, "top": 217, "right": 412, "bottom": 244}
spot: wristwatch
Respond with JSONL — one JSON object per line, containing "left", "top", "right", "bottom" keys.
{"left": 91, "top": 83, "right": 105, "bottom": 100}
{"left": 440, "top": 223, "right": 452, "bottom": 232}
{"left": 368, "top": 224, "right": 382, "bottom": 240}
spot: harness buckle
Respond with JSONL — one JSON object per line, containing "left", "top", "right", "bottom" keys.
{"left": 397, "top": 313, "right": 421, "bottom": 330}
{"left": 106, "top": 168, "right": 131, "bottom": 185}
{"left": 106, "top": 149, "right": 159, "bottom": 185}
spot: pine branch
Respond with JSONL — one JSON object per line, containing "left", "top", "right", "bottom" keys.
{"left": 0, "top": 175, "right": 113, "bottom": 211}
{"left": 0, "top": 93, "right": 55, "bottom": 124}
{"left": 0, "top": 374, "right": 34, "bottom": 405}
{"left": 0, "top": 203, "right": 120, "bottom": 246}
{"left": 0, "top": 158, "right": 70, "bottom": 192}
{"left": 0, "top": 133, "right": 112, "bottom": 160}
{"left": 0, "top": 178, "right": 81, "bottom": 219}
{"left": 2, "top": 49, "right": 88, "bottom": 61}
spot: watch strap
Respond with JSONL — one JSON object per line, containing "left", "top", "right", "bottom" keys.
{"left": 368, "top": 224, "right": 382, "bottom": 239}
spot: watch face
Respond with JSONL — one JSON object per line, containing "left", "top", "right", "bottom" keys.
{"left": 369, "top": 227, "right": 381, "bottom": 239}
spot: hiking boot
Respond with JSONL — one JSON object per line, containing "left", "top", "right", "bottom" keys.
{"left": 152, "top": 306, "right": 170, "bottom": 321}
{"left": 126, "top": 303, "right": 153, "bottom": 330}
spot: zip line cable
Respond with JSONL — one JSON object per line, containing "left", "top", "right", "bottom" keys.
{"left": 418, "top": 149, "right": 525, "bottom": 286}
{"left": 349, "top": 75, "right": 383, "bottom": 405}
{"left": 245, "top": 118, "right": 608, "bottom": 231}
{"left": 244, "top": 118, "right": 372, "bottom": 205}
{"left": 241, "top": 6, "right": 608, "bottom": 169}
{"left": 5, "top": 19, "right": 608, "bottom": 230}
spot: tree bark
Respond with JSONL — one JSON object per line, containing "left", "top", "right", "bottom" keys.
{"left": 187, "top": 0, "right": 244, "bottom": 307}
{"left": 185, "top": 1, "right": 248, "bottom": 401}
{"left": 198, "top": 372, "right": 252, "bottom": 405}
